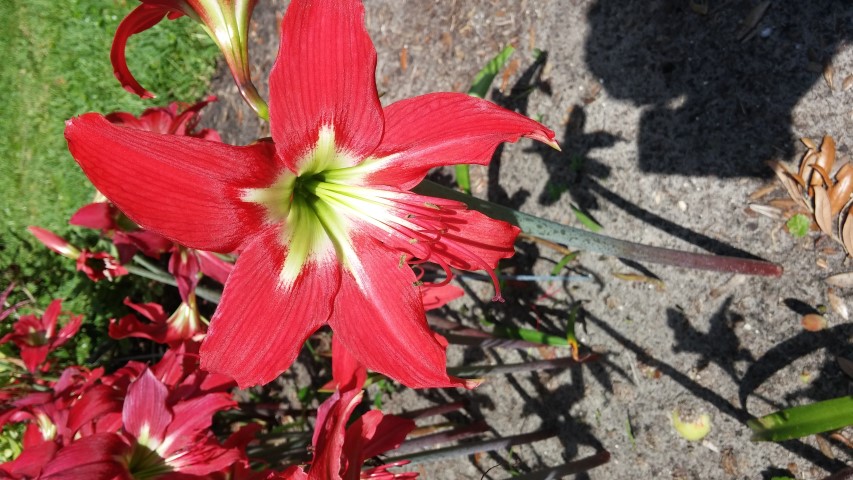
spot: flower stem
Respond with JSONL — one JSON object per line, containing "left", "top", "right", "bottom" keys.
{"left": 414, "top": 180, "right": 783, "bottom": 277}
{"left": 125, "top": 262, "right": 222, "bottom": 303}
{"left": 383, "top": 429, "right": 556, "bottom": 466}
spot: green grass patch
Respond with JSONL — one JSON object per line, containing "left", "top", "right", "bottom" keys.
{"left": 0, "top": 0, "right": 217, "bottom": 318}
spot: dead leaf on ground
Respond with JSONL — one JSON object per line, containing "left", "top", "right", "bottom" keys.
{"left": 824, "top": 64, "right": 835, "bottom": 91}
{"left": 736, "top": 1, "right": 770, "bottom": 41}
{"left": 828, "top": 288, "right": 849, "bottom": 320}
{"left": 813, "top": 187, "right": 833, "bottom": 235}
{"left": 613, "top": 273, "right": 665, "bottom": 291}
{"left": 843, "top": 74, "right": 853, "bottom": 92}
{"left": 843, "top": 211, "right": 853, "bottom": 255}
{"left": 801, "top": 313, "right": 827, "bottom": 332}
{"left": 826, "top": 272, "right": 853, "bottom": 288}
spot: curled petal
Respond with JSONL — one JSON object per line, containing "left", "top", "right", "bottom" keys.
{"left": 365, "top": 92, "right": 558, "bottom": 189}
{"left": 110, "top": 4, "right": 168, "bottom": 98}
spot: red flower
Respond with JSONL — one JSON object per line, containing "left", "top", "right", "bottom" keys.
{"left": 40, "top": 368, "right": 241, "bottom": 479}
{"left": 28, "top": 226, "right": 128, "bottom": 282}
{"left": 287, "top": 388, "right": 417, "bottom": 480}
{"left": 109, "top": 297, "right": 206, "bottom": 346}
{"left": 0, "top": 300, "right": 82, "bottom": 374}
{"left": 112, "top": 1, "right": 267, "bottom": 118}
{"left": 105, "top": 96, "right": 222, "bottom": 141}
{"left": 66, "top": 0, "right": 557, "bottom": 389}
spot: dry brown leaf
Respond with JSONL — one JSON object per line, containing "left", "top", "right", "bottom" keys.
{"left": 748, "top": 182, "right": 778, "bottom": 201}
{"left": 399, "top": 46, "right": 408, "bottom": 72}
{"left": 829, "top": 163, "right": 853, "bottom": 214}
{"left": 801, "top": 137, "right": 817, "bottom": 150}
{"left": 736, "top": 1, "right": 770, "bottom": 41}
{"left": 824, "top": 64, "right": 835, "bottom": 91}
{"left": 825, "top": 272, "right": 853, "bottom": 288}
{"left": 842, "top": 210, "right": 853, "bottom": 255}
{"left": 747, "top": 203, "right": 784, "bottom": 220}
{"left": 813, "top": 186, "right": 833, "bottom": 235}
{"left": 799, "top": 151, "right": 817, "bottom": 186}
{"left": 818, "top": 135, "right": 837, "bottom": 172}
{"left": 843, "top": 74, "right": 853, "bottom": 92}
{"left": 827, "top": 288, "right": 849, "bottom": 320}
{"left": 769, "top": 161, "right": 809, "bottom": 210}
{"left": 802, "top": 313, "right": 827, "bottom": 332}
{"left": 613, "top": 273, "right": 665, "bottom": 291}
{"left": 816, "top": 435, "right": 834, "bottom": 459}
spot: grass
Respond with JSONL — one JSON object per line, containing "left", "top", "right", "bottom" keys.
{"left": 0, "top": 0, "right": 218, "bottom": 320}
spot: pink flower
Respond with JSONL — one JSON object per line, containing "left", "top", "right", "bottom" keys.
{"left": 0, "top": 300, "right": 82, "bottom": 374}
{"left": 65, "top": 0, "right": 557, "bottom": 389}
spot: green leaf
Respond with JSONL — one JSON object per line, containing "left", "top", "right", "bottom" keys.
{"left": 572, "top": 206, "right": 603, "bottom": 232}
{"left": 491, "top": 324, "right": 570, "bottom": 347}
{"left": 467, "top": 45, "right": 515, "bottom": 99}
{"left": 748, "top": 396, "right": 853, "bottom": 441}
{"left": 413, "top": 180, "right": 783, "bottom": 277}
{"left": 455, "top": 164, "right": 471, "bottom": 195}
{"left": 455, "top": 45, "right": 515, "bottom": 195}
{"left": 786, "top": 213, "right": 811, "bottom": 238}
{"left": 550, "top": 252, "right": 578, "bottom": 276}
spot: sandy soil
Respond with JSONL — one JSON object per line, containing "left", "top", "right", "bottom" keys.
{"left": 201, "top": 1, "right": 853, "bottom": 478}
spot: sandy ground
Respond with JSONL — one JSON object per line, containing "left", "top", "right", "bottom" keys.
{"left": 201, "top": 1, "right": 853, "bottom": 478}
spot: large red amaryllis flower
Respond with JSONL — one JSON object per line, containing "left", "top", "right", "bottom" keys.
{"left": 66, "top": 0, "right": 557, "bottom": 389}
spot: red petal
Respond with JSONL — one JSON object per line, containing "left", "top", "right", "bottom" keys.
{"left": 163, "top": 393, "right": 236, "bottom": 455}
{"left": 200, "top": 228, "right": 335, "bottom": 388}
{"left": 331, "top": 336, "right": 366, "bottom": 392}
{"left": 65, "top": 114, "right": 278, "bottom": 252}
{"left": 269, "top": 0, "right": 383, "bottom": 166}
{"left": 421, "top": 284, "right": 465, "bottom": 310}
{"left": 0, "top": 440, "right": 59, "bottom": 478}
{"left": 311, "top": 389, "right": 362, "bottom": 480}
{"left": 41, "top": 433, "right": 131, "bottom": 480}
{"left": 123, "top": 369, "right": 172, "bottom": 446}
{"left": 367, "top": 93, "right": 557, "bottom": 189}
{"left": 328, "top": 235, "right": 475, "bottom": 389}
{"left": 431, "top": 209, "right": 520, "bottom": 272}
{"left": 360, "top": 414, "right": 416, "bottom": 460}
{"left": 110, "top": 4, "right": 167, "bottom": 98}
{"left": 196, "top": 250, "right": 234, "bottom": 284}
{"left": 70, "top": 202, "right": 117, "bottom": 231}
{"left": 28, "top": 226, "right": 78, "bottom": 258}
{"left": 109, "top": 313, "right": 168, "bottom": 344}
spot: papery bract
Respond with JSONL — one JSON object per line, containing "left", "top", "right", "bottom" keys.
{"left": 66, "top": 0, "right": 558, "bottom": 390}
{"left": 112, "top": 1, "right": 267, "bottom": 118}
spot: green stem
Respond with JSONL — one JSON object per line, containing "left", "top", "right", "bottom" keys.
{"left": 414, "top": 180, "right": 782, "bottom": 277}
{"left": 125, "top": 263, "right": 222, "bottom": 304}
